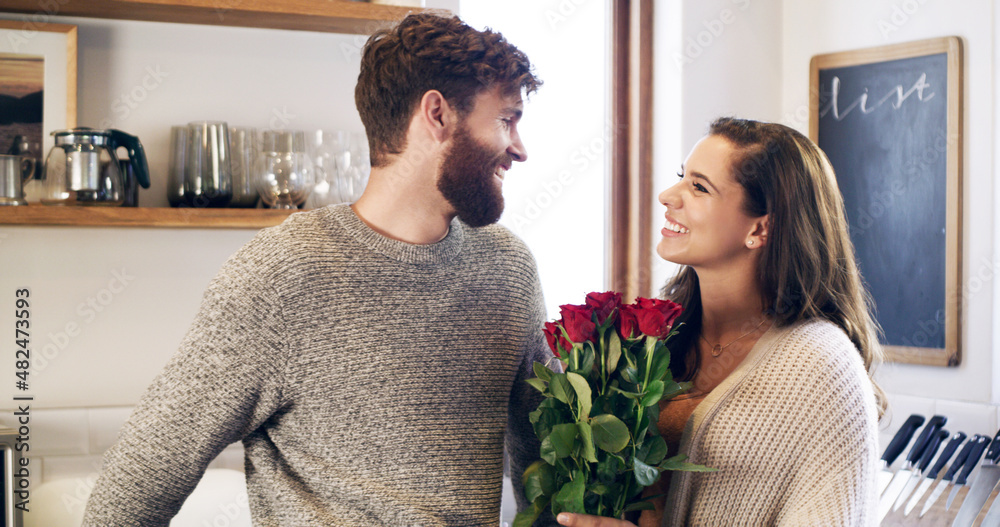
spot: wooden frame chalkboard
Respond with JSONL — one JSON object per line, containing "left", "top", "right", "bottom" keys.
{"left": 809, "top": 37, "right": 963, "bottom": 367}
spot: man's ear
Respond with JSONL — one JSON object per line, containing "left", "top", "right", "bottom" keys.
{"left": 418, "top": 89, "right": 457, "bottom": 143}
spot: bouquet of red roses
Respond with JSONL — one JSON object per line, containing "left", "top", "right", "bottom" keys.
{"left": 514, "top": 291, "right": 714, "bottom": 525}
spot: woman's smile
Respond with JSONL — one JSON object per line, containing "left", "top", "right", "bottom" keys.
{"left": 662, "top": 214, "right": 689, "bottom": 236}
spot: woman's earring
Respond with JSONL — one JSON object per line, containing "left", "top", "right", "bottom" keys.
{"left": 747, "top": 240, "right": 754, "bottom": 247}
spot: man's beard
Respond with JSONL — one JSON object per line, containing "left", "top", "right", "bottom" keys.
{"left": 437, "top": 124, "right": 511, "bottom": 228}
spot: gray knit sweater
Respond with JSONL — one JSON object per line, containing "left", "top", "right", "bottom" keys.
{"left": 83, "top": 204, "right": 552, "bottom": 526}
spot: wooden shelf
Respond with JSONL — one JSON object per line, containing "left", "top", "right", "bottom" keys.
{"left": 1, "top": 1, "right": 425, "bottom": 228}
{"left": 0, "top": 1, "right": 429, "bottom": 228}
{"left": 0, "top": 206, "right": 299, "bottom": 229}
{"left": 0, "top": 0, "right": 434, "bottom": 34}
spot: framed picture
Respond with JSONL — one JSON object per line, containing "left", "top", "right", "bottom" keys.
{"left": 0, "top": 19, "right": 77, "bottom": 168}
{"left": 809, "top": 37, "right": 963, "bottom": 367}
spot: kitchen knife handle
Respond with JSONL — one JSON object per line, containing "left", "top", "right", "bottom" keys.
{"left": 985, "top": 428, "right": 1000, "bottom": 462}
{"left": 882, "top": 414, "right": 925, "bottom": 465}
{"left": 916, "top": 429, "right": 949, "bottom": 471}
{"left": 955, "top": 435, "right": 991, "bottom": 486}
{"left": 906, "top": 415, "right": 948, "bottom": 464}
{"left": 945, "top": 435, "right": 986, "bottom": 482}
{"left": 928, "top": 432, "right": 967, "bottom": 479}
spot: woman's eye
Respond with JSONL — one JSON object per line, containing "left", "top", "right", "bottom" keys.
{"left": 676, "top": 171, "right": 684, "bottom": 179}
{"left": 693, "top": 182, "right": 708, "bottom": 193}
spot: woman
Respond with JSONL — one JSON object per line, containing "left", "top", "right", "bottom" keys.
{"left": 557, "top": 117, "right": 884, "bottom": 527}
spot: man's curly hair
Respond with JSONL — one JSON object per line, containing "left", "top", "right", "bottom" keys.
{"left": 355, "top": 13, "right": 542, "bottom": 167}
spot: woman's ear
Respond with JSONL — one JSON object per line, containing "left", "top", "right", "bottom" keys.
{"left": 746, "top": 215, "right": 769, "bottom": 249}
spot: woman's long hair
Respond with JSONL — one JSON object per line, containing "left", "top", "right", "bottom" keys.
{"left": 662, "top": 117, "right": 887, "bottom": 418}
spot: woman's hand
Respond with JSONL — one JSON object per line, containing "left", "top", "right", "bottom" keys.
{"left": 555, "top": 512, "right": 638, "bottom": 527}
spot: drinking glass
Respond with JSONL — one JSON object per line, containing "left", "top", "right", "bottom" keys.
{"left": 335, "top": 132, "right": 370, "bottom": 204}
{"left": 166, "top": 125, "right": 187, "bottom": 207}
{"left": 184, "top": 121, "right": 232, "bottom": 207}
{"left": 228, "top": 127, "right": 259, "bottom": 208}
{"left": 305, "top": 130, "right": 347, "bottom": 209}
{"left": 256, "top": 130, "right": 313, "bottom": 209}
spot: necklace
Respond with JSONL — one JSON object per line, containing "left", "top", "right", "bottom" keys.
{"left": 699, "top": 317, "right": 768, "bottom": 357}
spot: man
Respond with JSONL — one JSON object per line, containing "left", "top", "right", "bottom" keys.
{"left": 83, "top": 13, "right": 552, "bottom": 526}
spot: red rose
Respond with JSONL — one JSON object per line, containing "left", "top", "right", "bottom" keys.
{"left": 585, "top": 291, "right": 622, "bottom": 325}
{"left": 617, "top": 304, "right": 640, "bottom": 339}
{"left": 559, "top": 304, "right": 597, "bottom": 343}
{"left": 543, "top": 321, "right": 570, "bottom": 358}
{"left": 637, "top": 298, "right": 683, "bottom": 329}
{"left": 632, "top": 298, "right": 684, "bottom": 337}
{"left": 634, "top": 308, "right": 667, "bottom": 338}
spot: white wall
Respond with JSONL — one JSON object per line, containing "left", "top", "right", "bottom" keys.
{"left": 782, "top": 0, "right": 996, "bottom": 409}
{"left": 678, "top": 0, "right": 785, "bottom": 150}
{"left": 0, "top": 16, "right": 368, "bottom": 409}
{"left": 651, "top": 0, "right": 784, "bottom": 297}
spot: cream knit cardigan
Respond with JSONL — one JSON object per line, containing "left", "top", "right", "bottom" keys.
{"left": 662, "top": 318, "right": 879, "bottom": 526}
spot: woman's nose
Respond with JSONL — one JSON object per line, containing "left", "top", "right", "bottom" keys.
{"left": 659, "top": 184, "right": 679, "bottom": 208}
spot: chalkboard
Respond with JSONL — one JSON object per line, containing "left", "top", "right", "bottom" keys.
{"left": 809, "top": 37, "right": 963, "bottom": 367}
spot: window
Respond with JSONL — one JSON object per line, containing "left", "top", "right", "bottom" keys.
{"left": 459, "top": 0, "right": 610, "bottom": 318}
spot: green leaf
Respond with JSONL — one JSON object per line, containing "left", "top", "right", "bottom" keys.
{"left": 589, "top": 483, "right": 610, "bottom": 496}
{"left": 549, "top": 373, "right": 574, "bottom": 406}
{"left": 575, "top": 342, "right": 595, "bottom": 376}
{"left": 636, "top": 411, "right": 651, "bottom": 441}
{"left": 649, "top": 348, "right": 671, "bottom": 382}
{"left": 658, "top": 453, "right": 718, "bottom": 473}
{"left": 640, "top": 380, "right": 665, "bottom": 407}
{"left": 646, "top": 401, "right": 661, "bottom": 432}
{"left": 596, "top": 452, "right": 623, "bottom": 482}
{"left": 526, "top": 378, "right": 548, "bottom": 394}
{"left": 566, "top": 372, "right": 593, "bottom": 420}
{"left": 530, "top": 399, "right": 567, "bottom": 441}
{"left": 661, "top": 380, "right": 690, "bottom": 400}
{"left": 552, "top": 471, "right": 586, "bottom": 515}
{"left": 533, "top": 361, "right": 554, "bottom": 382}
{"left": 633, "top": 457, "right": 660, "bottom": 487}
{"left": 513, "top": 495, "right": 550, "bottom": 527}
{"left": 621, "top": 348, "right": 637, "bottom": 371}
{"left": 621, "top": 365, "right": 640, "bottom": 385}
{"left": 522, "top": 460, "right": 556, "bottom": 503}
{"left": 623, "top": 500, "right": 657, "bottom": 513}
{"left": 540, "top": 436, "right": 558, "bottom": 465}
{"left": 609, "top": 385, "right": 641, "bottom": 400}
{"left": 592, "top": 393, "right": 614, "bottom": 416}
{"left": 590, "top": 414, "right": 630, "bottom": 453}
{"left": 607, "top": 331, "right": 622, "bottom": 373}
{"left": 577, "top": 422, "right": 598, "bottom": 463}
{"left": 638, "top": 435, "right": 668, "bottom": 466}
{"left": 549, "top": 423, "right": 579, "bottom": 459}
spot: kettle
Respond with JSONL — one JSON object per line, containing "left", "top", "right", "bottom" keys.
{"left": 41, "top": 128, "right": 150, "bottom": 206}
